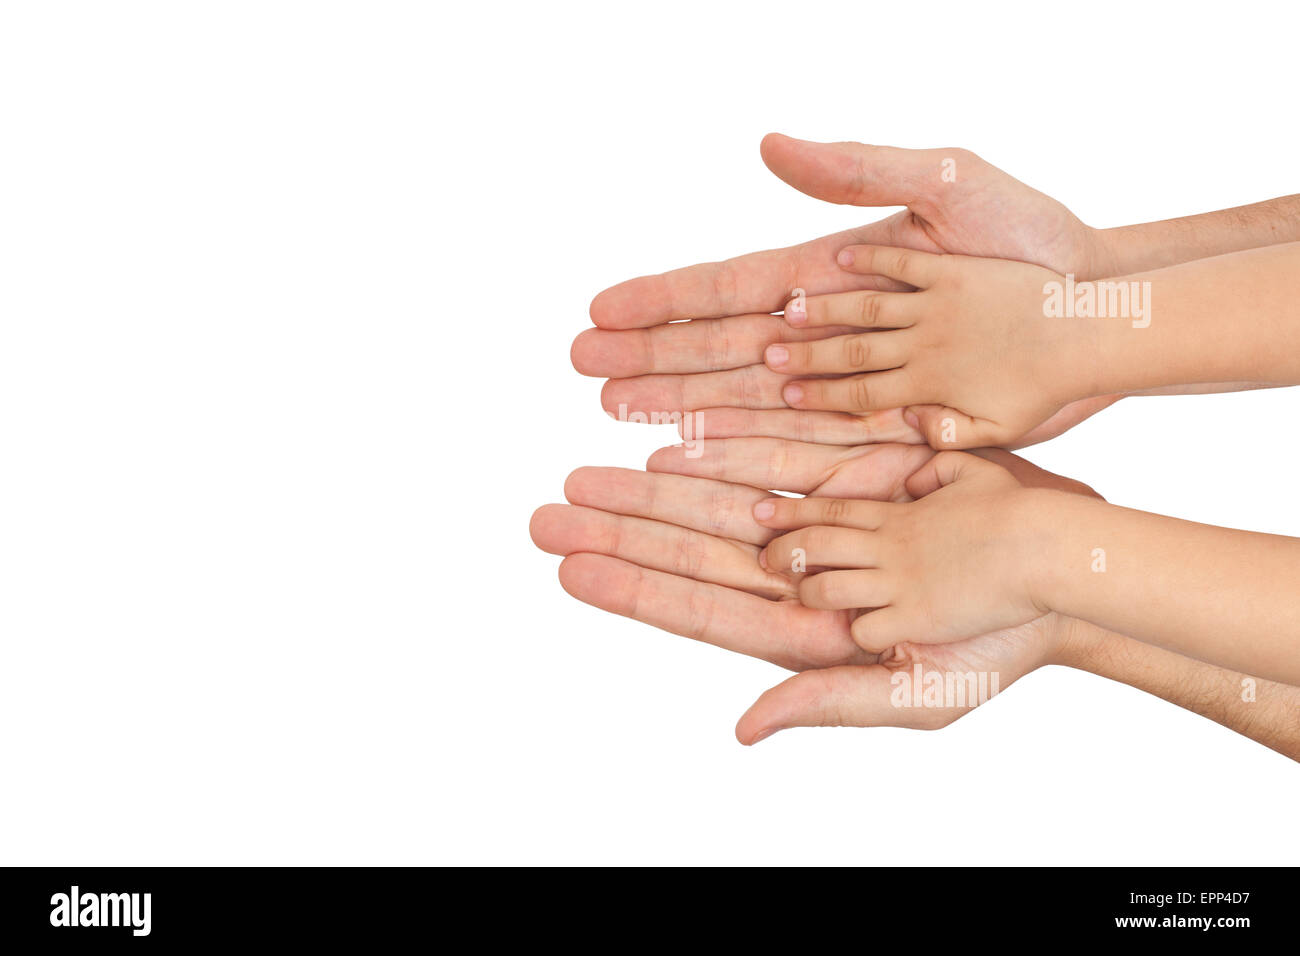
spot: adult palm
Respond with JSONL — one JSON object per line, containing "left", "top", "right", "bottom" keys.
{"left": 572, "top": 134, "right": 1121, "bottom": 450}
{"left": 530, "top": 438, "right": 1099, "bottom": 743}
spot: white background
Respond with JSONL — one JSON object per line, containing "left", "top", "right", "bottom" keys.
{"left": 1, "top": 2, "right": 1296, "bottom": 865}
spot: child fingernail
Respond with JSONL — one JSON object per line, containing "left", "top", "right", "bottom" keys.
{"left": 758, "top": 548, "right": 770, "bottom": 570}
{"left": 904, "top": 408, "right": 920, "bottom": 429}
{"left": 753, "top": 500, "right": 776, "bottom": 520}
{"left": 837, "top": 248, "right": 856, "bottom": 267}
{"left": 783, "top": 383, "right": 804, "bottom": 405}
{"left": 765, "top": 345, "right": 789, "bottom": 368}
{"left": 785, "top": 302, "right": 807, "bottom": 326}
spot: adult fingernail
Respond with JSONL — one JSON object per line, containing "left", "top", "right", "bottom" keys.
{"left": 753, "top": 500, "right": 776, "bottom": 520}
{"left": 837, "top": 248, "right": 856, "bottom": 267}
{"left": 765, "top": 345, "right": 789, "bottom": 369}
{"left": 783, "top": 383, "right": 804, "bottom": 406}
{"left": 785, "top": 301, "right": 807, "bottom": 327}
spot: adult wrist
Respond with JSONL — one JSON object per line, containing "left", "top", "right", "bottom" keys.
{"left": 1079, "top": 225, "right": 1126, "bottom": 281}
{"left": 1045, "top": 615, "right": 1111, "bottom": 670}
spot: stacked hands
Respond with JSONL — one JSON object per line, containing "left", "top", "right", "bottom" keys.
{"left": 533, "top": 133, "right": 1300, "bottom": 755}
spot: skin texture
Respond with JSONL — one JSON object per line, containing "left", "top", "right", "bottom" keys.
{"left": 549, "top": 135, "right": 1300, "bottom": 752}
{"left": 1099, "top": 194, "right": 1300, "bottom": 275}
{"left": 770, "top": 240, "right": 1300, "bottom": 448}
{"left": 772, "top": 244, "right": 1082, "bottom": 448}
{"left": 756, "top": 458, "right": 1045, "bottom": 651}
{"left": 576, "top": 134, "right": 1300, "bottom": 450}
{"left": 1060, "top": 627, "right": 1300, "bottom": 762}
{"left": 775, "top": 450, "right": 1300, "bottom": 687}
{"left": 530, "top": 439, "right": 1300, "bottom": 757}
{"left": 531, "top": 443, "right": 1070, "bottom": 741}
{"left": 575, "top": 134, "right": 1121, "bottom": 449}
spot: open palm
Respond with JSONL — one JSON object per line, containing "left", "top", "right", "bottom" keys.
{"left": 572, "top": 134, "right": 1121, "bottom": 450}
{"left": 531, "top": 438, "right": 1098, "bottom": 742}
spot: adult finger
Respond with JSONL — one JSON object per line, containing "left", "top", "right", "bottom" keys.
{"left": 561, "top": 466, "right": 772, "bottom": 546}
{"left": 572, "top": 314, "right": 858, "bottom": 378}
{"left": 646, "top": 437, "right": 864, "bottom": 493}
{"left": 556, "top": 553, "right": 868, "bottom": 671}
{"left": 602, "top": 364, "right": 791, "bottom": 417}
{"left": 677, "top": 406, "right": 921, "bottom": 446}
{"left": 759, "top": 133, "right": 953, "bottom": 213}
{"left": 736, "top": 664, "right": 953, "bottom": 744}
{"left": 589, "top": 226, "right": 899, "bottom": 330}
{"left": 531, "top": 503, "right": 790, "bottom": 599}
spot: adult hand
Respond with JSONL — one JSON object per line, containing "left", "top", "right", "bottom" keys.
{"left": 573, "top": 134, "right": 1122, "bottom": 449}
{"left": 530, "top": 439, "right": 1100, "bottom": 742}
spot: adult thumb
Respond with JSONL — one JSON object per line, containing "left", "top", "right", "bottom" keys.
{"left": 760, "top": 133, "right": 949, "bottom": 210}
{"left": 737, "top": 665, "right": 942, "bottom": 744}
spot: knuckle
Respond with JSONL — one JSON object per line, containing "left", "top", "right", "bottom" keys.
{"left": 808, "top": 670, "right": 847, "bottom": 727}
{"left": 706, "top": 482, "right": 735, "bottom": 534}
{"left": 671, "top": 531, "right": 704, "bottom": 576}
{"left": 710, "top": 260, "right": 739, "bottom": 310}
{"left": 858, "top": 294, "right": 882, "bottom": 326}
{"left": 737, "top": 362, "right": 763, "bottom": 408}
{"left": 844, "top": 335, "right": 870, "bottom": 369}
{"left": 765, "top": 440, "right": 791, "bottom": 484}
{"left": 702, "top": 317, "right": 731, "bottom": 369}
{"left": 893, "top": 251, "right": 912, "bottom": 280}
{"left": 860, "top": 246, "right": 878, "bottom": 275}
{"left": 848, "top": 377, "right": 873, "bottom": 411}
{"left": 682, "top": 586, "right": 716, "bottom": 641}
{"left": 823, "top": 498, "right": 851, "bottom": 525}
{"left": 851, "top": 154, "right": 878, "bottom": 204}
{"left": 794, "top": 410, "right": 817, "bottom": 443}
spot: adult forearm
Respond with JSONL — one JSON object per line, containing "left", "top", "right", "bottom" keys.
{"left": 1094, "top": 194, "right": 1300, "bottom": 277}
{"left": 1057, "top": 620, "right": 1300, "bottom": 761}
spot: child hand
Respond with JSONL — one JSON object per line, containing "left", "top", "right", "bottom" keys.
{"left": 768, "top": 245, "right": 1095, "bottom": 448}
{"left": 755, "top": 452, "right": 1053, "bottom": 652}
